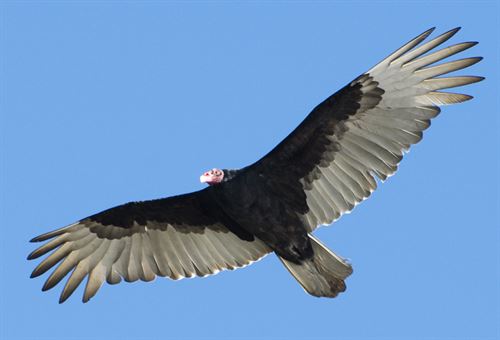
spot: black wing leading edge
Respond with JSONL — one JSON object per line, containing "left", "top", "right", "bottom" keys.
{"left": 28, "top": 189, "right": 270, "bottom": 303}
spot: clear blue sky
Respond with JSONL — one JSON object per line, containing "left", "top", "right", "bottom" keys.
{"left": 1, "top": 2, "right": 498, "bottom": 340}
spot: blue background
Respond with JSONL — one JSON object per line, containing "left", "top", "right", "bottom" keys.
{"left": 1, "top": 2, "right": 498, "bottom": 339}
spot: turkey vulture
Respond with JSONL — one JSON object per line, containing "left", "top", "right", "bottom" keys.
{"left": 28, "top": 27, "right": 483, "bottom": 303}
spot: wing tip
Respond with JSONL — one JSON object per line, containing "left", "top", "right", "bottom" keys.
{"left": 424, "top": 26, "right": 437, "bottom": 35}
{"left": 418, "top": 27, "right": 436, "bottom": 41}
{"left": 459, "top": 41, "right": 479, "bottom": 50}
{"left": 30, "top": 222, "right": 79, "bottom": 242}
{"left": 41, "top": 280, "right": 53, "bottom": 292}
{"left": 59, "top": 286, "right": 74, "bottom": 304}
{"left": 463, "top": 56, "right": 484, "bottom": 68}
{"left": 447, "top": 26, "right": 461, "bottom": 35}
{"left": 469, "top": 56, "right": 484, "bottom": 68}
{"left": 465, "top": 75, "right": 485, "bottom": 84}
{"left": 30, "top": 235, "right": 43, "bottom": 243}
{"left": 30, "top": 264, "right": 47, "bottom": 278}
{"left": 461, "top": 94, "right": 474, "bottom": 102}
{"left": 27, "top": 251, "right": 37, "bottom": 261}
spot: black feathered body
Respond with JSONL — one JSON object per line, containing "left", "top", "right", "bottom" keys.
{"left": 207, "top": 80, "right": 368, "bottom": 262}
{"left": 210, "top": 170, "right": 312, "bottom": 263}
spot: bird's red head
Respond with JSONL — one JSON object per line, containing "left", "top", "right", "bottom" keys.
{"left": 200, "top": 168, "right": 224, "bottom": 186}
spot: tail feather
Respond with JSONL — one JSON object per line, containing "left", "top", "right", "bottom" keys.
{"left": 279, "top": 235, "right": 353, "bottom": 298}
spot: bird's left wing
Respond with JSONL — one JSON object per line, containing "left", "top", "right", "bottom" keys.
{"left": 247, "top": 27, "right": 483, "bottom": 232}
{"left": 28, "top": 189, "right": 270, "bottom": 303}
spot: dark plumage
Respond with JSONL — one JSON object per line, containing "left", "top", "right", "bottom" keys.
{"left": 28, "top": 27, "right": 483, "bottom": 303}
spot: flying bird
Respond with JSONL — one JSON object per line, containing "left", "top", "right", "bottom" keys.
{"left": 28, "top": 27, "right": 483, "bottom": 303}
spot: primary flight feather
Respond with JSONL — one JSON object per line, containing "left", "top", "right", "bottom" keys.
{"left": 28, "top": 27, "right": 483, "bottom": 303}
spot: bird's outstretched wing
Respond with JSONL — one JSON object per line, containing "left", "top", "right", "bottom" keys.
{"left": 28, "top": 189, "right": 270, "bottom": 303}
{"left": 248, "top": 27, "right": 483, "bottom": 232}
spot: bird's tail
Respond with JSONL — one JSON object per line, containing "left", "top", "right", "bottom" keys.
{"left": 278, "top": 234, "right": 353, "bottom": 297}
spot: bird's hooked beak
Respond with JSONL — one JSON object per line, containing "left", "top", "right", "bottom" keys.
{"left": 200, "top": 173, "right": 210, "bottom": 184}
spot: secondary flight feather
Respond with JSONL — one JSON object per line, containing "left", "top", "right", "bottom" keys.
{"left": 28, "top": 27, "right": 483, "bottom": 303}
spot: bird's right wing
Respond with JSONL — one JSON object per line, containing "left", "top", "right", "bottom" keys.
{"left": 28, "top": 189, "right": 271, "bottom": 303}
